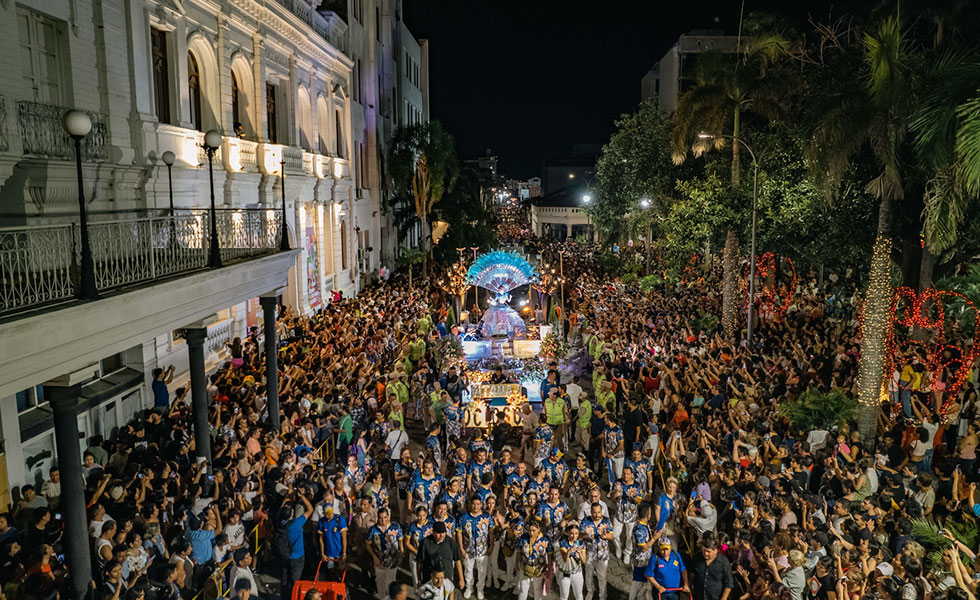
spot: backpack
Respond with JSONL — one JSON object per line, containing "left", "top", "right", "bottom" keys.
{"left": 271, "top": 523, "right": 293, "bottom": 563}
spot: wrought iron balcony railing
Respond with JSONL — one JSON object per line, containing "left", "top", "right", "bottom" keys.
{"left": 0, "top": 209, "right": 284, "bottom": 316}
{"left": 17, "top": 100, "right": 107, "bottom": 161}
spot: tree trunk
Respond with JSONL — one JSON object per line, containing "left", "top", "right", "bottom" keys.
{"left": 408, "top": 264, "right": 414, "bottom": 290}
{"left": 919, "top": 245, "right": 935, "bottom": 292}
{"left": 856, "top": 194, "right": 895, "bottom": 443}
{"left": 857, "top": 234, "right": 892, "bottom": 443}
{"left": 722, "top": 229, "right": 739, "bottom": 338}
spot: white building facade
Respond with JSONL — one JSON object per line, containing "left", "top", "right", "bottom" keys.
{"left": 0, "top": 0, "right": 427, "bottom": 520}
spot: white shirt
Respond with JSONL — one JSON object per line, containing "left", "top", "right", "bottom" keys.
{"left": 225, "top": 522, "right": 246, "bottom": 548}
{"left": 644, "top": 433, "right": 661, "bottom": 465}
{"left": 565, "top": 383, "right": 583, "bottom": 409}
{"left": 807, "top": 430, "right": 830, "bottom": 452}
{"left": 419, "top": 578, "right": 455, "bottom": 600}
{"left": 230, "top": 565, "right": 259, "bottom": 596}
{"left": 385, "top": 429, "right": 409, "bottom": 459}
{"left": 577, "top": 499, "right": 610, "bottom": 521}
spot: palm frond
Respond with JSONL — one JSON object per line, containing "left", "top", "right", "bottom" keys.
{"left": 954, "top": 96, "right": 980, "bottom": 197}
{"left": 922, "top": 164, "right": 969, "bottom": 253}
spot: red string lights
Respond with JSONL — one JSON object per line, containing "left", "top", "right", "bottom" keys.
{"left": 741, "top": 252, "right": 797, "bottom": 318}
{"left": 886, "top": 286, "right": 980, "bottom": 415}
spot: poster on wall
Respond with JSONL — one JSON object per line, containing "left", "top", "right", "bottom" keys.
{"left": 245, "top": 297, "right": 260, "bottom": 332}
{"left": 306, "top": 211, "right": 321, "bottom": 307}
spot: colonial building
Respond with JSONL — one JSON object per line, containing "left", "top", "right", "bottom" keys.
{"left": 530, "top": 187, "right": 594, "bottom": 242}
{"left": 0, "top": 1, "right": 427, "bottom": 592}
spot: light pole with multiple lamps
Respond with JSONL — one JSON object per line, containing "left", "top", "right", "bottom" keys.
{"left": 698, "top": 132, "right": 759, "bottom": 344}
{"left": 62, "top": 110, "right": 98, "bottom": 300}
{"left": 202, "top": 130, "right": 224, "bottom": 268}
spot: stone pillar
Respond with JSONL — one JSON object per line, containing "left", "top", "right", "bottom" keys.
{"left": 260, "top": 294, "right": 281, "bottom": 431}
{"left": 43, "top": 382, "right": 92, "bottom": 600}
{"left": 185, "top": 327, "right": 212, "bottom": 469}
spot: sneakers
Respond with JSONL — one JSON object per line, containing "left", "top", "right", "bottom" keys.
{"left": 477, "top": 591, "right": 484, "bottom": 600}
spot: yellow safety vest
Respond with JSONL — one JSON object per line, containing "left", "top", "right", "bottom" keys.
{"left": 545, "top": 398, "right": 565, "bottom": 425}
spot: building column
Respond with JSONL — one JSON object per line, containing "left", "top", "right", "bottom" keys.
{"left": 184, "top": 327, "right": 212, "bottom": 469}
{"left": 260, "top": 294, "right": 281, "bottom": 431}
{"left": 43, "top": 382, "right": 92, "bottom": 600}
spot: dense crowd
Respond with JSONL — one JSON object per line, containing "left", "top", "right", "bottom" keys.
{"left": 3, "top": 241, "right": 980, "bottom": 600}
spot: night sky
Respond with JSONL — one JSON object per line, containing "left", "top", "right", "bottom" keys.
{"left": 403, "top": 0, "right": 842, "bottom": 179}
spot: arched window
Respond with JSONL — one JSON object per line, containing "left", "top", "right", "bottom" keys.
{"left": 334, "top": 109, "right": 345, "bottom": 158}
{"left": 230, "top": 56, "right": 256, "bottom": 139}
{"left": 231, "top": 70, "right": 241, "bottom": 135}
{"left": 340, "top": 220, "right": 348, "bottom": 269}
{"left": 297, "top": 87, "right": 313, "bottom": 151}
{"left": 187, "top": 52, "right": 203, "bottom": 131}
{"left": 317, "top": 96, "right": 329, "bottom": 153}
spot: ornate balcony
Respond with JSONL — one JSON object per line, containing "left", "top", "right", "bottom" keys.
{"left": 17, "top": 100, "right": 107, "bottom": 161}
{"left": 0, "top": 209, "right": 284, "bottom": 316}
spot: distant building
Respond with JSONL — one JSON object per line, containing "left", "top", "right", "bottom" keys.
{"left": 464, "top": 148, "right": 501, "bottom": 188}
{"left": 641, "top": 30, "right": 740, "bottom": 113}
{"left": 541, "top": 148, "right": 597, "bottom": 195}
{"left": 530, "top": 187, "right": 594, "bottom": 242}
{"left": 528, "top": 177, "right": 542, "bottom": 198}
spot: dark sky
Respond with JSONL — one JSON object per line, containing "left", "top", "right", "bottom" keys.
{"left": 403, "top": 0, "right": 840, "bottom": 179}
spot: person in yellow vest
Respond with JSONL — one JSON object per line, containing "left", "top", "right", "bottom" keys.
{"left": 576, "top": 392, "right": 593, "bottom": 451}
{"left": 593, "top": 364, "right": 607, "bottom": 396}
{"left": 393, "top": 373, "right": 410, "bottom": 419}
{"left": 596, "top": 381, "right": 616, "bottom": 416}
{"left": 544, "top": 386, "right": 567, "bottom": 452}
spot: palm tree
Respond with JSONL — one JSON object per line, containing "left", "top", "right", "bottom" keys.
{"left": 912, "top": 48, "right": 980, "bottom": 263}
{"left": 389, "top": 121, "right": 460, "bottom": 276}
{"left": 671, "top": 32, "right": 797, "bottom": 337}
{"left": 806, "top": 14, "right": 913, "bottom": 441}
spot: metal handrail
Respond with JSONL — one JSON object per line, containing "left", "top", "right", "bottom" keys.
{"left": 0, "top": 209, "right": 284, "bottom": 316}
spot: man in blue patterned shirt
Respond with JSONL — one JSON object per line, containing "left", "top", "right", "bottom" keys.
{"left": 367, "top": 507, "right": 404, "bottom": 600}
{"left": 457, "top": 497, "right": 493, "bottom": 600}
{"left": 581, "top": 502, "right": 614, "bottom": 600}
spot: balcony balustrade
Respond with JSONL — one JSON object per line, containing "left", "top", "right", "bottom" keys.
{"left": 18, "top": 100, "right": 107, "bottom": 161}
{"left": 0, "top": 209, "right": 283, "bottom": 316}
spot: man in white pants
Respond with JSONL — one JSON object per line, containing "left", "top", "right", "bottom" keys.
{"left": 602, "top": 413, "right": 625, "bottom": 487}
{"left": 581, "top": 502, "right": 613, "bottom": 600}
{"left": 366, "top": 507, "right": 404, "bottom": 600}
{"left": 556, "top": 523, "right": 586, "bottom": 600}
{"left": 457, "top": 497, "right": 493, "bottom": 600}
{"left": 611, "top": 466, "right": 642, "bottom": 563}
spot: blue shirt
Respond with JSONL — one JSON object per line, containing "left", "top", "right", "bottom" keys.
{"left": 645, "top": 550, "right": 686, "bottom": 589}
{"left": 655, "top": 493, "right": 675, "bottom": 531}
{"left": 287, "top": 515, "right": 307, "bottom": 559}
{"left": 317, "top": 515, "right": 347, "bottom": 559}
{"left": 185, "top": 528, "right": 215, "bottom": 563}
{"left": 152, "top": 379, "right": 169, "bottom": 408}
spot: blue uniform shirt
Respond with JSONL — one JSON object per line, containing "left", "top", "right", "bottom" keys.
{"left": 317, "top": 514, "right": 348, "bottom": 559}
{"left": 645, "top": 550, "right": 686, "bottom": 589}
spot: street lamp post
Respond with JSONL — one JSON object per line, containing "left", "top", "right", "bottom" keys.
{"left": 698, "top": 133, "right": 759, "bottom": 344}
{"left": 640, "top": 198, "right": 653, "bottom": 275}
{"left": 279, "top": 159, "right": 291, "bottom": 251}
{"left": 581, "top": 194, "right": 592, "bottom": 242}
{"left": 202, "top": 130, "right": 224, "bottom": 269}
{"left": 161, "top": 150, "right": 176, "bottom": 248}
{"left": 63, "top": 110, "right": 98, "bottom": 300}
{"left": 557, "top": 248, "right": 566, "bottom": 338}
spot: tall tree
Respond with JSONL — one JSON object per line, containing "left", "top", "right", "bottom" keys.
{"left": 671, "top": 30, "right": 798, "bottom": 337}
{"left": 806, "top": 14, "right": 914, "bottom": 441}
{"left": 389, "top": 121, "right": 460, "bottom": 274}
{"left": 593, "top": 101, "right": 692, "bottom": 242}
